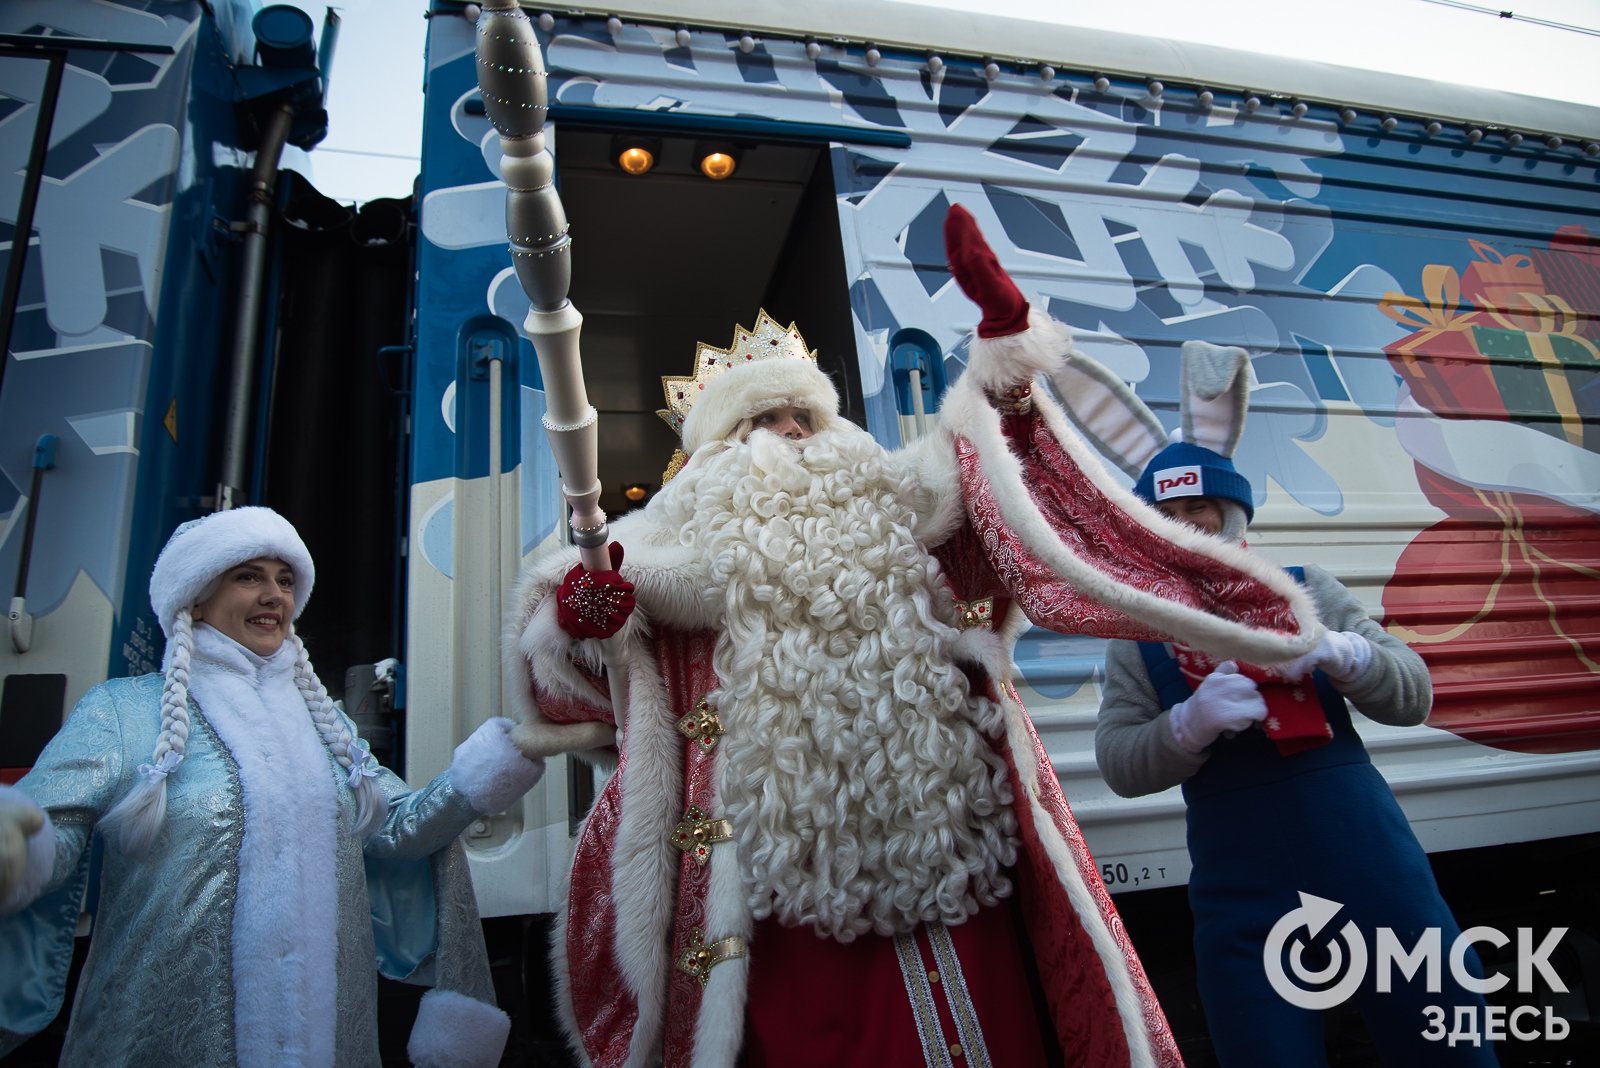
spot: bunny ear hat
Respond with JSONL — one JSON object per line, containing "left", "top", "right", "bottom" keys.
{"left": 1046, "top": 339, "right": 1257, "bottom": 531}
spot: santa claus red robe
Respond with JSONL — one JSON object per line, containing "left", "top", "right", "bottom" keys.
{"left": 508, "top": 316, "right": 1321, "bottom": 1068}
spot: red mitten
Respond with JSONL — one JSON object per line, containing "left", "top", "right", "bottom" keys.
{"left": 944, "top": 203, "right": 1029, "bottom": 338}
{"left": 555, "top": 543, "right": 636, "bottom": 639}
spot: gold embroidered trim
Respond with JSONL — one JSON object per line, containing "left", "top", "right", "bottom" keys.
{"left": 953, "top": 596, "right": 995, "bottom": 631}
{"left": 676, "top": 696, "right": 725, "bottom": 751}
{"left": 894, "top": 931, "right": 957, "bottom": 1068}
{"left": 927, "top": 924, "right": 993, "bottom": 1068}
{"left": 669, "top": 805, "right": 733, "bottom": 865}
{"left": 675, "top": 927, "right": 746, "bottom": 988}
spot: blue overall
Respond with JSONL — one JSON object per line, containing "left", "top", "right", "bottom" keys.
{"left": 1140, "top": 572, "right": 1497, "bottom": 1067}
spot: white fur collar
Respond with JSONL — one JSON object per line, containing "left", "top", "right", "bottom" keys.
{"left": 188, "top": 624, "right": 341, "bottom": 1068}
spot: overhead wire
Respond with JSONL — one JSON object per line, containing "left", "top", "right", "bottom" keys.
{"left": 1414, "top": 0, "right": 1600, "bottom": 37}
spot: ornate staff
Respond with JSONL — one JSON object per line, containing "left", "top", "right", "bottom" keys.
{"left": 474, "top": 1, "right": 629, "bottom": 725}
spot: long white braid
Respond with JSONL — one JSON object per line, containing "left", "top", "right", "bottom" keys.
{"left": 290, "top": 629, "right": 386, "bottom": 838}
{"left": 102, "top": 608, "right": 196, "bottom": 856}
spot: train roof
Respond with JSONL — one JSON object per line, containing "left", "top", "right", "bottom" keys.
{"left": 606, "top": 0, "right": 1600, "bottom": 142}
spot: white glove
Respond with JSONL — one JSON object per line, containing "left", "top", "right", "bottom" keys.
{"left": 1276, "top": 630, "right": 1374, "bottom": 684}
{"left": 0, "top": 788, "right": 53, "bottom": 916}
{"left": 1168, "top": 662, "right": 1269, "bottom": 754}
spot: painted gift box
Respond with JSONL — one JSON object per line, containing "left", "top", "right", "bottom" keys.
{"left": 1381, "top": 263, "right": 1506, "bottom": 422}
{"left": 1470, "top": 296, "right": 1600, "bottom": 451}
{"left": 1382, "top": 241, "right": 1600, "bottom": 451}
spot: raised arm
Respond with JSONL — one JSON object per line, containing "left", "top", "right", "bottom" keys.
{"left": 937, "top": 204, "right": 1321, "bottom": 666}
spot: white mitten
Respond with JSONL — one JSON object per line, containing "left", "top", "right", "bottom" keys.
{"left": 448, "top": 718, "right": 546, "bottom": 815}
{"left": 1276, "top": 630, "right": 1374, "bottom": 684}
{"left": 1168, "top": 662, "right": 1269, "bottom": 754}
{"left": 0, "top": 787, "right": 53, "bottom": 916}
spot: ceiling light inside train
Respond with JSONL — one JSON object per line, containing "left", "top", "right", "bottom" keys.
{"left": 700, "top": 152, "right": 735, "bottom": 179}
{"left": 695, "top": 141, "right": 739, "bottom": 180}
{"left": 612, "top": 136, "right": 660, "bottom": 175}
{"left": 618, "top": 146, "right": 654, "bottom": 174}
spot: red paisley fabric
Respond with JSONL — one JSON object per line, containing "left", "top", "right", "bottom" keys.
{"left": 929, "top": 475, "right": 1181, "bottom": 1067}
{"left": 1005, "top": 681, "right": 1184, "bottom": 1068}
{"left": 565, "top": 767, "right": 638, "bottom": 1067}
{"left": 1382, "top": 463, "right": 1600, "bottom": 754}
{"left": 660, "top": 630, "right": 723, "bottom": 1068}
{"left": 957, "top": 417, "right": 1301, "bottom": 643}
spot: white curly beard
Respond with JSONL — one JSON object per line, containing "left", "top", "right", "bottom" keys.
{"left": 650, "top": 426, "right": 1019, "bottom": 941}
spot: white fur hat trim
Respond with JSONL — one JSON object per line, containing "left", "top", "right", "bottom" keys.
{"left": 148, "top": 506, "right": 315, "bottom": 637}
{"left": 680, "top": 357, "right": 841, "bottom": 456}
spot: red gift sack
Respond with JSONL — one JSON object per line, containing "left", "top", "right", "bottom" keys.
{"left": 1382, "top": 464, "right": 1600, "bottom": 754}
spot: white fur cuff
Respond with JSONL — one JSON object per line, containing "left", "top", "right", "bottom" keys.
{"left": 963, "top": 307, "right": 1071, "bottom": 395}
{"left": 407, "top": 988, "right": 512, "bottom": 1068}
{"left": 449, "top": 717, "right": 546, "bottom": 815}
{"left": 0, "top": 786, "right": 55, "bottom": 917}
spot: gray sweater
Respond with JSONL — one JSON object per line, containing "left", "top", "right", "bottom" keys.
{"left": 1095, "top": 563, "right": 1433, "bottom": 799}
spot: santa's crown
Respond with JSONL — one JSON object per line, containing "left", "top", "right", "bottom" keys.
{"left": 657, "top": 309, "right": 817, "bottom": 436}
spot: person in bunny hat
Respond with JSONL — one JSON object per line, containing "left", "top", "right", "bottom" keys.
{"left": 0, "top": 506, "right": 609, "bottom": 1068}
{"left": 506, "top": 207, "right": 1332, "bottom": 1068}
{"left": 1085, "top": 344, "right": 1496, "bottom": 1067}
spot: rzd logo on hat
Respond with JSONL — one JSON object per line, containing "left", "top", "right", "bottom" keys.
{"left": 1153, "top": 465, "right": 1202, "bottom": 501}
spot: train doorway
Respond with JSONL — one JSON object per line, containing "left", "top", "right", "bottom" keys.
{"left": 554, "top": 127, "right": 861, "bottom": 517}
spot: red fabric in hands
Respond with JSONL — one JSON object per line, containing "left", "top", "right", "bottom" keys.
{"left": 1174, "top": 647, "right": 1332, "bottom": 757}
{"left": 944, "top": 203, "right": 1030, "bottom": 338}
{"left": 556, "top": 542, "right": 636, "bottom": 639}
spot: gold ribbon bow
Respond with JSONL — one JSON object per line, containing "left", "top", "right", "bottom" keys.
{"left": 1379, "top": 264, "right": 1466, "bottom": 333}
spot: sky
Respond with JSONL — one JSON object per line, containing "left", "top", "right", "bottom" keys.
{"left": 278, "top": 0, "right": 1600, "bottom": 206}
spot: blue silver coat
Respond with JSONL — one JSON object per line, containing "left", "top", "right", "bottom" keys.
{"left": 0, "top": 674, "right": 495, "bottom": 1067}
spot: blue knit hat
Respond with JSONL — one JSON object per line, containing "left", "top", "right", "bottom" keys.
{"left": 1132, "top": 441, "right": 1255, "bottom": 522}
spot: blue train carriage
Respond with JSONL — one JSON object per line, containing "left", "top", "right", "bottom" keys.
{"left": 1, "top": 0, "right": 410, "bottom": 840}
{"left": 413, "top": 0, "right": 1600, "bottom": 985}
{"left": 0, "top": 1, "right": 324, "bottom": 770}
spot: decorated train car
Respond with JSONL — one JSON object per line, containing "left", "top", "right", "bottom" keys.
{"left": 411, "top": 0, "right": 1600, "bottom": 903}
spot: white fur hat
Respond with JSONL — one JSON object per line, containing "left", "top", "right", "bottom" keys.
{"left": 680, "top": 357, "right": 841, "bottom": 456}
{"left": 148, "top": 507, "right": 315, "bottom": 637}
